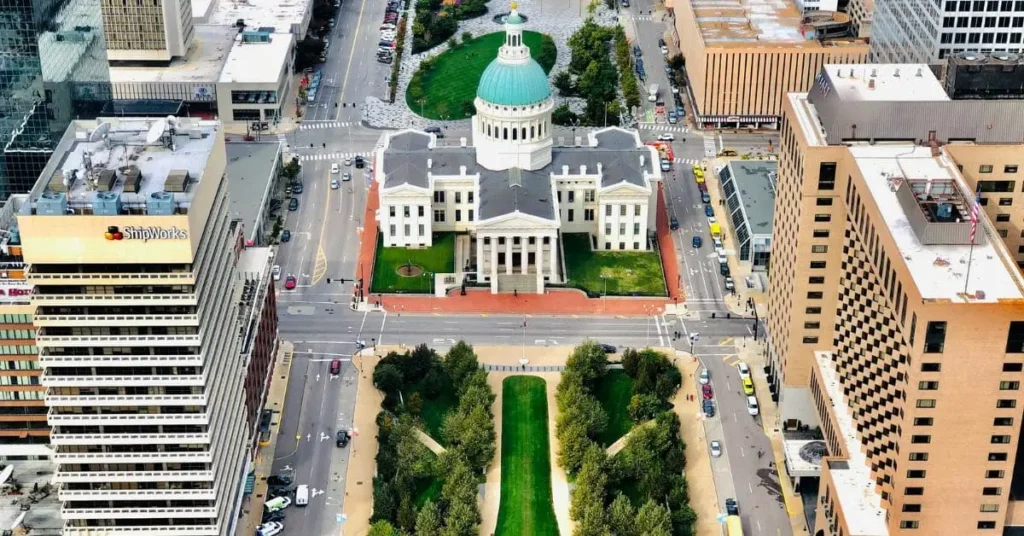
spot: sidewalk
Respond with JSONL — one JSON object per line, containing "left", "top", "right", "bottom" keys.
{"left": 340, "top": 352, "right": 384, "bottom": 536}
{"left": 235, "top": 341, "right": 295, "bottom": 536}
{"left": 737, "top": 338, "right": 810, "bottom": 536}
{"left": 375, "top": 288, "right": 669, "bottom": 316}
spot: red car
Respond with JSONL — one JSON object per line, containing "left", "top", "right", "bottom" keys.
{"left": 702, "top": 383, "right": 713, "bottom": 400}
{"left": 284, "top": 275, "right": 297, "bottom": 290}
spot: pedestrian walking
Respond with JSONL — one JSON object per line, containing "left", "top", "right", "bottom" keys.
{"left": 514, "top": 289, "right": 518, "bottom": 297}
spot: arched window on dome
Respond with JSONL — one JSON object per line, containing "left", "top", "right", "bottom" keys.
{"left": 487, "top": 123, "right": 492, "bottom": 138}
{"left": 512, "top": 128, "right": 518, "bottom": 141}
{"left": 503, "top": 127, "right": 508, "bottom": 140}
{"left": 521, "top": 127, "right": 526, "bottom": 141}
{"left": 530, "top": 126, "right": 535, "bottom": 140}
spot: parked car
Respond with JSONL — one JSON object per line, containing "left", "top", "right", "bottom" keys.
{"left": 704, "top": 205, "right": 714, "bottom": 218}
{"left": 692, "top": 235, "right": 702, "bottom": 248}
{"left": 702, "top": 399, "right": 715, "bottom": 417}
{"left": 289, "top": 198, "right": 299, "bottom": 211}
{"left": 702, "top": 383, "right": 713, "bottom": 400}
{"left": 267, "top": 485, "right": 293, "bottom": 498}
{"left": 424, "top": 126, "right": 444, "bottom": 137}
{"left": 272, "top": 265, "right": 281, "bottom": 281}
{"left": 284, "top": 275, "right": 297, "bottom": 290}
{"left": 264, "top": 497, "right": 292, "bottom": 512}
{"left": 661, "top": 45, "right": 669, "bottom": 54}
{"left": 737, "top": 362, "right": 751, "bottom": 381}
{"left": 267, "top": 475, "right": 294, "bottom": 487}
{"left": 292, "top": 182, "right": 303, "bottom": 194}
{"left": 710, "top": 440, "right": 722, "bottom": 458}
{"left": 281, "top": 230, "right": 291, "bottom": 242}
{"left": 701, "top": 191, "right": 710, "bottom": 203}
{"left": 699, "top": 368, "right": 710, "bottom": 385}
{"left": 336, "top": 429, "right": 350, "bottom": 447}
{"left": 657, "top": 133, "right": 675, "bottom": 141}
{"left": 742, "top": 377, "right": 754, "bottom": 396}
{"left": 262, "top": 510, "right": 286, "bottom": 523}
{"left": 258, "top": 521, "right": 284, "bottom": 536}
{"left": 621, "top": 0, "right": 629, "bottom": 6}
{"left": 670, "top": 216, "right": 679, "bottom": 230}
{"left": 724, "top": 276, "right": 735, "bottom": 292}
{"left": 747, "top": 396, "right": 759, "bottom": 416}
{"left": 342, "top": 172, "right": 352, "bottom": 182}
{"left": 330, "top": 358, "right": 342, "bottom": 375}
{"left": 598, "top": 343, "right": 617, "bottom": 354}
{"left": 345, "top": 156, "right": 353, "bottom": 166}
{"left": 725, "top": 498, "right": 739, "bottom": 515}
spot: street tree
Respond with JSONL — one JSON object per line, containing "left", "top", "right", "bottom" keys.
{"left": 367, "top": 520, "right": 399, "bottom": 536}
{"left": 372, "top": 363, "right": 404, "bottom": 395}
{"left": 570, "top": 445, "right": 608, "bottom": 521}
{"left": 635, "top": 500, "right": 673, "bottom": 536}
{"left": 565, "top": 341, "right": 608, "bottom": 385}
{"left": 443, "top": 341, "right": 479, "bottom": 394}
{"left": 607, "top": 493, "right": 636, "bottom": 536}
{"left": 415, "top": 500, "right": 442, "bottom": 536}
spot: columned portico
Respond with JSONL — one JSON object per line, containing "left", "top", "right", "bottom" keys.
{"left": 476, "top": 229, "right": 558, "bottom": 294}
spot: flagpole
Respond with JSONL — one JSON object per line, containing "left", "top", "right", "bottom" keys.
{"left": 966, "top": 183, "right": 982, "bottom": 296}
{"left": 964, "top": 241, "right": 975, "bottom": 295}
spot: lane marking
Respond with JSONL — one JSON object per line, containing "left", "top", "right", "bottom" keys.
{"left": 338, "top": 0, "right": 371, "bottom": 104}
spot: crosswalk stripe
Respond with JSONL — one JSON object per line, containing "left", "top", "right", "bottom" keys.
{"left": 298, "top": 121, "right": 356, "bottom": 130}
{"left": 297, "top": 151, "right": 371, "bottom": 162}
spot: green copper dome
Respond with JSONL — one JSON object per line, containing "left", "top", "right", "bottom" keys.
{"left": 477, "top": 59, "right": 551, "bottom": 106}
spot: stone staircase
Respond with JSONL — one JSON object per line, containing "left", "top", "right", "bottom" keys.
{"left": 496, "top": 274, "right": 537, "bottom": 294}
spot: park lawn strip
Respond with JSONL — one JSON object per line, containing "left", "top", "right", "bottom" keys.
{"left": 407, "top": 31, "right": 557, "bottom": 120}
{"left": 562, "top": 233, "right": 667, "bottom": 296}
{"left": 495, "top": 376, "right": 560, "bottom": 536}
{"left": 594, "top": 369, "right": 634, "bottom": 447}
{"left": 370, "top": 232, "right": 456, "bottom": 294}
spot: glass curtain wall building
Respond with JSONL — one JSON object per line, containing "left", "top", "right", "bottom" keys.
{"left": 0, "top": 0, "right": 111, "bottom": 199}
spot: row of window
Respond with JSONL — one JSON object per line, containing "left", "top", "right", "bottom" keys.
{"left": 943, "top": 0, "right": 1024, "bottom": 12}
{"left": 940, "top": 31, "right": 1024, "bottom": 44}
{"left": 941, "top": 15, "right": 1024, "bottom": 28}
{"left": 0, "top": 315, "right": 30, "bottom": 325}
{"left": 605, "top": 242, "right": 642, "bottom": 250}
{"left": 0, "top": 330, "right": 35, "bottom": 340}
{"left": 604, "top": 223, "right": 644, "bottom": 236}
{"left": 433, "top": 209, "right": 474, "bottom": 223}
{"left": 482, "top": 236, "right": 551, "bottom": 246}
{"left": 0, "top": 390, "right": 44, "bottom": 401}
{"left": 433, "top": 191, "right": 474, "bottom": 204}
{"left": 557, "top": 190, "right": 596, "bottom": 204}
{"left": 923, "top": 320, "right": 1024, "bottom": 353}
{"left": 605, "top": 204, "right": 645, "bottom": 218}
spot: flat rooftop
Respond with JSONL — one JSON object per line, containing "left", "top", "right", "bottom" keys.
{"left": 850, "top": 144, "right": 1024, "bottom": 303}
{"left": 25, "top": 118, "right": 221, "bottom": 216}
{"left": 820, "top": 64, "right": 949, "bottom": 102}
{"left": 0, "top": 461, "right": 62, "bottom": 536}
{"left": 723, "top": 161, "right": 776, "bottom": 236}
{"left": 109, "top": 25, "right": 236, "bottom": 85}
{"left": 226, "top": 142, "right": 281, "bottom": 242}
{"left": 814, "top": 351, "right": 889, "bottom": 536}
{"left": 219, "top": 33, "right": 295, "bottom": 84}
{"left": 687, "top": 0, "right": 867, "bottom": 44}
{"left": 200, "top": 0, "right": 311, "bottom": 33}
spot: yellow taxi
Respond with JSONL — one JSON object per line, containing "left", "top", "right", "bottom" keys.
{"left": 694, "top": 168, "right": 705, "bottom": 184}
{"left": 742, "top": 378, "right": 754, "bottom": 395}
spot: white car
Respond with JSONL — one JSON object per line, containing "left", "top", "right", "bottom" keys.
{"left": 331, "top": 178, "right": 340, "bottom": 189}
{"left": 345, "top": 157, "right": 353, "bottom": 166}
{"left": 272, "top": 265, "right": 281, "bottom": 281}
{"left": 258, "top": 521, "right": 284, "bottom": 536}
{"left": 657, "top": 133, "right": 675, "bottom": 142}
{"left": 342, "top": 172, "right": 352, "bottom": 182}
{"left": 724, "top": 276, "right": 735, "bottom": 292}
{"left": 330, "top": 163, "right": 340, "bottom": 174}
{"left": 747, "top": 396, "right": 760, "bottom": 416}
{"left": 737, "top": 362, "right": 751, "bottom": 381}
{"left": 713, "top": 237, "right": 723, "bottom": 249}
{"left": 699, "top": 368, "right": 710, "bottom": 385}
{"left": 710, "top": 440, "right": 722, "bottom": 458}
{"left": 661, "top": 45, "right": 669, "bottom": 54}
{"left": 707, "top": 215, "right": 717, "bottom": 225}
{"left": 381, "top": 30, "right": 397, "bottom": 39}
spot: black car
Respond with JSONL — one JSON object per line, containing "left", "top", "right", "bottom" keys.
{"left": 658, "top": 38, "right": 666, "bottom": 47}
{"left": 281, "top": 230, "right": 291, "bottom": 242}
{"left": 424, "top": 126, "right": 444, "bottom": 138}
{"left": 598, "top": 343, "right": 617, "bottom": 354}
{"left": 354, "top": 156, "right": 365, "bottom": 168}
{"left": 670, "top": 216, "right": 679, "bottom": 230}
{"left": 702, "top": 399, "right": 715, "bottom": 417}
{"left": 336, "top": 429, "right": 350, "bottom": 447}
{"left": 725, "top": 498, "right": 739, "bottom": 516}
{"left": 263, "top": 510, "right": 286, "bottom": 523}
{"left": 267, "top": 474, "right": 293, "bottom": 487}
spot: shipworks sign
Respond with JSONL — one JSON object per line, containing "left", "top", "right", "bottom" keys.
{"left": 105, "top": 225, "right": 189, "bottom": 242}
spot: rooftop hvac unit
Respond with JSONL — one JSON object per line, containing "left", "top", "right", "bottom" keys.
{"left": 146, "top": 191, "right": 175, "bottom": 215}
{"left": 121, "top": 165, "right": 142, "bottom": 192}
{"left": 92, "top": 191, "right": 122, "bottom": 215}
{"left": 36, "top": 192, "right": 69, "bottom": 215}
{"left": 92, "top": 168, "right": 117, "bottom": 192}
{"left": 48, "top": 169, "right": 76, "bottom": 193}
{"left": 165, "top": 170, "right": 191, "bottom": 193}
{"left": 957, "top": 51, "right": 988, "bottom": 64}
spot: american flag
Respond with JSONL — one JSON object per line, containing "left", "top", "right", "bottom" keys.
{"left": 970, "top": 183, "right": 981, "bottom": 243}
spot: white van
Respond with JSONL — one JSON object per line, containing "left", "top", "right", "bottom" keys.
{"left": 747, "top": 396, "right": 759, "bottom": 416}
{"left": 264, "top": 496, "right": 292, "bottom": 512}
{"left": 295, "top": 484, "right": 309, "bottom": 506}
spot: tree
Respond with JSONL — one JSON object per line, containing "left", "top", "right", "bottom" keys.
{"left": 416, "top": 500, "right": 443, "bottom": 536}
{"left": 367, "top": 520, "right": 399, "bottom": 536}
{"left": 553, "top": 71, "right": 575, "bottom": 96}
{"left": 574, "top": 501, "right": 611, "bottom": 536}
{"left": 396, "top": 495, "right": 416, "bottom": 532}
{"left": 552, "top": 104, "right": 579, "bottom": 126}
{"left": 282, "top": 157, "right": 301, "bottom": 182}
{"left": 443, "top": 404, "right": 495, "bottom": 472}
{"left": 565, "top": 341, "right": 608, "bottom": 386}
{"left": 422, "top": 366, "right": 446, "bottom": 399}
{"left": 635, "top": 500, "right": 673, "bottom": 536}
{"left": 556, "top": 420, "right": 592, "bottom": 473}
{"left": 570, "top": 445, "right": 607, "bottom": 521}
{"left": 627, "top": 393, "right": 663, "bottom": 422}
{"left": 373, "top": 363, "right": 404, "bottom": 394}
{"left": 462, "top": 31, "right": 473, "bottom": 43}
{"left": 444, "top": 341, "right": 479, "bottom": 394}
{"left": 607, "top": 493, "right": 636, "bottom": 536}
{"left": 669, "top": 53, "right": 686, "bottom": 70}
{"left": 440, "top": 498, "right": 478, "bottom": 536}
{"left": 407, "top": 391, "right": 423, "bottom": 416}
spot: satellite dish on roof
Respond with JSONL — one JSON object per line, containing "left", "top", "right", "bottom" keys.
{"left": 0, "top": 465, "right": 13, "bottom": 486}
{"left": 89, "top": 122, "right": 111, "bottom": 142}
{"left": 10, "top": 511, "right": 26, "bottom": 529}
{"left": 146, "top": 119, "right": 167, "bottom": 144}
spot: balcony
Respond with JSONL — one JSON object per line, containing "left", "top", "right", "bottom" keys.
{"left": 52, "top": 450, "right": 213, "bottom": 465}
{"left": 32, "top": 293, "right": 198, "bottom": 307}
{"left": 42, "top": 372, "right": 205, "bottom": 388}
{"left": 36, "top": 333, "right": 202, "bottom": 348}
{"left": 45, "top": 394, "right": 207, "bottom": 407}
{"left": 50, "top": 432, "right": 211, "bottom": 445}
{"left": 39, "top": 354, "right": 204, "bottom": 368}
{"left": 63, "top": 525, "right": 219, "bottom": 536}
{"left": 61, "top": 506, "right": 217, "bottom": 520}
{"left": 59, "top": 487, "right": 217, "bottom": 502}
{"left": 53, "top": 470, "right": 214, "bottom": 483}
{"left": 27, "top": 270, "right": 195, "bottom": 285}
{"left": 48, "top": 412, "right": 208, "bottom": 427}
{"left": 34, "top": 313, "right": 201, "bottom": 327}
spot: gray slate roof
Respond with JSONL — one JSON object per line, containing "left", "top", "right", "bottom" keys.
{"left": 381, "top": 129, "right": 653, "bottom": 221}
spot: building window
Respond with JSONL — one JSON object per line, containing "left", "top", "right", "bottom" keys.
{"left": 585, "top": 209, "right": 594, "bottom": 221}
{"left": 417, "top": 224, "right": 424, "bottom": 236}
{"left": 605, "top": 223, "right": 612, "bottom": 235}
{"left": 568, "top": 191, "right": 575, "bottom": 203}
{"left": 807, "top": 292, "right": 823, "bottom": 299}
{"left": 911, "top": 435, "right": 931, "bottom": 444}
{"left": 620, "top": 205, "right": 627, "bottom": 216}
{"left": 468, "top": 191, "right": 474, "bottom": 203}
{"left": 921, "top": 363, "right": 941, "bottom": 372}
{"left": 905, "top": 487, "right": 925, "bottom": 495}
{"left": 1004, "top": 363, "right": 1023, "bottom": 372}
{"left": 1006, "top": 322, "right": 1024, "bottom": 352}
{"left": 434, "top": 191, "right": 445, "bottom": 203}
{"left": 811, "top": 245, "right": 828, "bottom": 253}
{"left": 1000, "top": 198, "right": 1013, "bottom": 206}
{"left": 418, "top": 206, "right": 425, "bottom": 217}
{"left": 804, "top": 321, "right": 821, "bottom": 329}
{"left": 810, "top": 261, "right": 827, "bottom": 269}
{"left": 997, "top": 399, "right": 1017, "bottom": 408}
{"left": 558, "top": 191, "right": 562, "bottom": 202}
{"left": 997, "top": 214, "right": 1011, "bottom": 222}
{"left": 403, "top": 224, "right": 410, "bottom": 235}
{"left": 991, "top": 435, "right": 1012, "bottom": 444}
{"left": 606, "top": 205, "right": 612, "bottom": 216}
{"left": 619, "top": 223, "right": 626, "bottom": 235}
{"left": 817, "top": 198, "right": 834, "bottom": 206}
{"left": 633, "top": 242, "right": 640, "bottom": 249}
{"left": 619, "top": 242, "right": 625, "bottom": 250}
{"left": 634, "top": 223, "right": 640, "bottom": 235}
{"left": 455, "top": 210, "right": 462, "bottom": 222}
{"left": 1000, "top": 381, "right": 1020, "bottom": 390}
{"left": 802, "top": 336, "right": 818, "bottom": 344}
{"left": 1006, "top": 165, "right": 1019, "bottom": 173}
{"left": 913, "top": 418, "right": 933, "bottom": 426}
{"left": 568, "top": 209, "right": 574, "bottom": 222}
{"left": 635, "top": 204, "right": 642, "bottom": 216}
{"left": 989, "top": 452, "right": 1008, "bottom": 461}
{"left": 817, "top": 162, "right": 837, "bottom": 190}
{"left": 806, "top": 307, "right": 821, "bottom": 314}
{"left": 979, "top": 180, "right": 1015, "bottom": 192}
{"left": 919, "top": 381, "right": 939, "bottom": 390}
{"left": 390, "top": 206, "right": 396, "bottom": 217}
{"left": 907, "top": 470, "right": 926, "bottom": 478}
{"left": 456, "top": 191, "right": 462, "bottom": 203}
{"left": 987, "top": 470, "right": 1006, "bottom": 478}
{"left": 585, "top": 190, "right": 595, "bottom": 202}
{"left": 814, "top": 214, "right": 831, "bottom": 222}
{"left": 980, "top": 504, "right": 1000, "bottom": 513}
{"left": 900, "top": 521, "right": 920, "bottom": 529}
{"left": 498, "top": 237, "right": 505, "bottom": 245}
{"left": 903, "top": 504, "right": 922, "bottom": 512}
{"left": 813, "top": 230, "right": 830, "bottom": 238}
{"left": 434, "top": 210, "right": 445, "bottom": 222}
{"left": 468, "top": 210, "right": 474, "bottom": 221}
{"left": 389, "top": 224, "right": 396, "bottom": 236}
{"left": 983, "top": 487, "right": 1002, "bottom": 495}
{"left": 514, "top": 237, "right": 520, "bottom": 245}
{"left": 605, "top": 242, "right": 611, "bottom": 250}
{"left": 924, "top": 321, "right": 947, "bottom": 353}
{"left": 404, "top": 206, "right": 410, "bottom": 217}
{"left": 917, "top": 399, "right": 937, "bottom": 408}
{"left": 980, "top": 164, "right": 994, "bottom": 173}
{"left": 909, "top": 452, "right": 929, "bottom": 461}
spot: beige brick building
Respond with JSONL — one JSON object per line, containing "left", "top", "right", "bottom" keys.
{"left": 669, "top": 0, "right": 868, "bottom": 130}
{"left": 770, "top": 64, "right": 1024, "bottom": 534}
{"left": 101, "top": 0, "right": 194, "bottom": 61}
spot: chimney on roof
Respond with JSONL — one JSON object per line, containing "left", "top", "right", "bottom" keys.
{"left": 837, "top": 69, "right": 843, "bottom": 78}
{"left": 868, "top": 79, "right": 876, "bottom": 90}
{"left": 596, "top": 162, "right": 603, "bottom": 175}
{"left": 850, "top": 68, "right": 855, "bottom": 78}
{"left": 427, "top": 158, "right": 433, "bottom": 169}
{"left": 894, "top": 68, "right": 900, "bottom": 77}
{"left": 562, "top": 165, "right": 569, "bottom": 174}
{"left": 916, "top": 67, "right": 923, "bottom": 77}
{"left": 928, "top": 130, "right": 941, "bottom": 157}
{"left": 640, "top": 154, "right": 646, "bottom": 167}
{"left": 580, "top": 165, "right": 587, "bottom": 175}
{"left": 460, "top": 137, "right": 467, "bottom": 147}
{"left": 871, "top": 68, "right": 877, "bottom": 77}
{"left": 460, "top": 165, "right": 467, "bottom": 175}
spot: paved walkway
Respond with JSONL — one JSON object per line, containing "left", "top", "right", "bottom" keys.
{"left": 340, "top": 354, "right": 385, "bottom": 536}
{"left": 234, "top": 342, "right": 294, "bottom": 536}
{"left": 656, "top": 183, "right": 685, "bottom": 302}
{"left": 604, "top": 419, "right": 654, "bottom": 457}
{"left": 374, "top": 288, "right": 669, "bottom": 316}
{"left": 415, "top": 429, "right": 447, "bottom": 455}
{"left": 355, "top": 179, "right": 380, "bottom": 291}
{"left": 483, "top": 363, "right": 566, "bottom": 372}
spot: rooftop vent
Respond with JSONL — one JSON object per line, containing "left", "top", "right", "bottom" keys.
{"left": 164, "top": 170, "right": 191, "bottom": 193}
{"left": 92, "top": 191, "right": 122, "bottom": 215}
{"left": 146, "top": 191, "right": 175, "bottom": 215}
{"left": 121, "top": 166, "right": 142, "bottom": 193}
{"left": 36, "top": 192, "right": 69, "bottom": 216}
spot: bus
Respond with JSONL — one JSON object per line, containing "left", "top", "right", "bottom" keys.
{"left": 726, "top": 515, "right": 743, "bottom": 536}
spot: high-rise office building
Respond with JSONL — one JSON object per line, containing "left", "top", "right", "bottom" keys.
{"left": 0, "top": 0, "right": 112, "bottom": 198}
{"left": 770, "top": 64, "right": 1024, "bottom": 534}
{"left": 21, "top": 117, "right": 248, "bottom": 535}
{"left": 100, "top": 0, "right": 194, "bottom": 61}
{"left": 871, "top": 0, "right": 1024, "bottom": 63}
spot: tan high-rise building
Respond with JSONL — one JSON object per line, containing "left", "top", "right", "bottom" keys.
{"left": 101, "top": 0, "right": 194, "bottom": 61}
{"left": 770, "top": 64, "right": 1024, "bottom": 535}
{"left": 669, "top": 0, "right": 869, "bottom": 130}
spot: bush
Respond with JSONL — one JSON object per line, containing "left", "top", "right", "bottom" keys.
{"left": 627, "top": 393, "right": 663, "bottom": 422}
{"left": 552, "top": 104, "right": 579, "bottom": 126}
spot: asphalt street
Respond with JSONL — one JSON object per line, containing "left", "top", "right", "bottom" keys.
{"left": 258, "top": 0, "right": 788, "bottom": 532}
